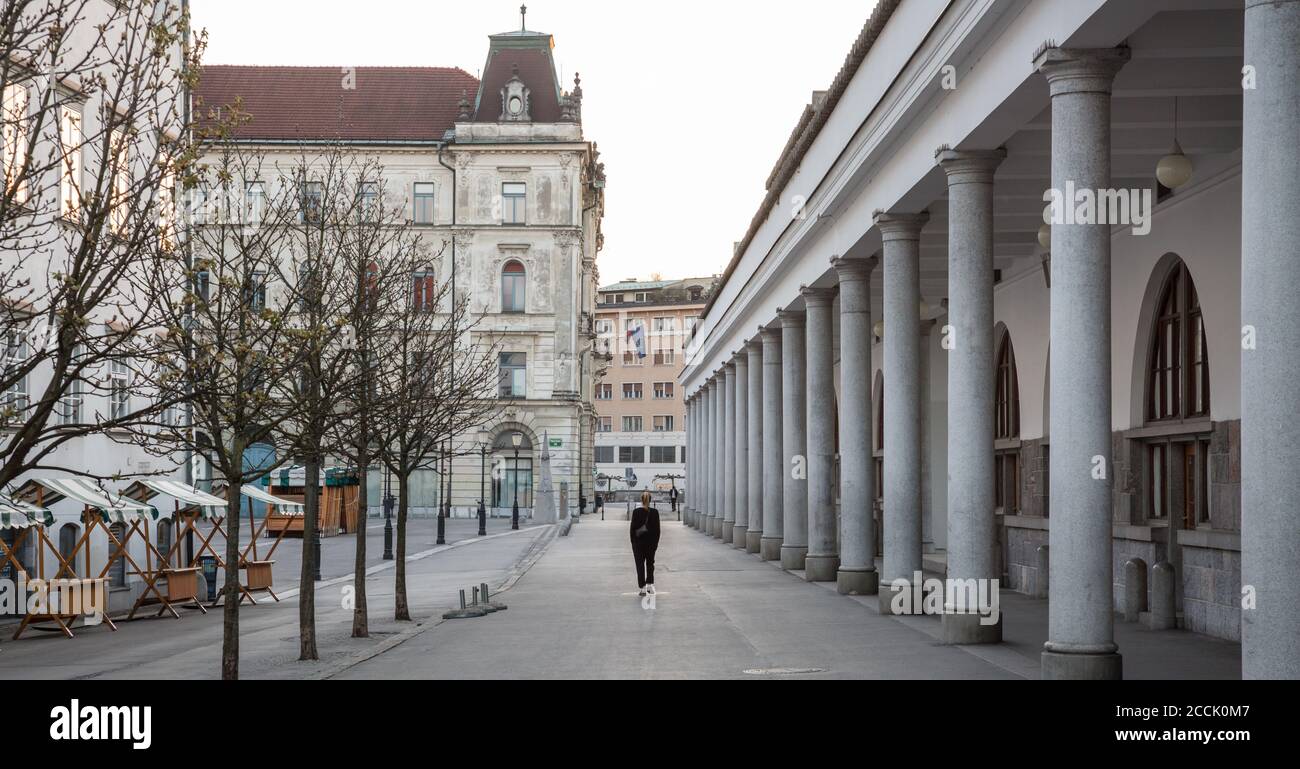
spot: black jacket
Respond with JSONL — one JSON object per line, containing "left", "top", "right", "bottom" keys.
{"left": 630, "top": 507, "right": 661, "bottom": 550}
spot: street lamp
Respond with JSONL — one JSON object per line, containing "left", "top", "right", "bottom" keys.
{"left": 382, "top": 464, "right": 394, "bottom": 561}
{"left": 511, "top": 432, "right": 523, "bottom": 531}
{"left": 436, "top": 443, "right": 447, "bottom": 546}
{"left": 478, "top": 429, "right": 490, "bottom": 537}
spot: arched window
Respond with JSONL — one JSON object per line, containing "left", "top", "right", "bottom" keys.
{"left": 994, "top": 332, "right": 1022, "bottom": 515}
{"left": 412, "top": 270, "right": 436, "bottom": 313}
{"left": 1147, "top": 261, "right": 1209, "bottom": 422}
{"left": 59, "top": 523, "right": 79, "bottom": 566}
{"left": 108, "top": 523, "right": 127, "bottom": 587}
{"left": 995, "top": 335, "right": 1020, "bottom": 440}
{"left": 502, "top": 261, "right": 526, "bottom": 313}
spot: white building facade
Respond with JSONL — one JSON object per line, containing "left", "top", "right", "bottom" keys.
{"left": 682, "top": 0, "right": 1298, "bottom": 679}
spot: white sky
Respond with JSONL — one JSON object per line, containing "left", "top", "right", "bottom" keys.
{"left": 190, "top": 1, "right": 878, "bottom": 285}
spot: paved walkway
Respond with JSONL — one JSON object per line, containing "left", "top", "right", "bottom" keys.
{"left": 0, "top": 522, "right": 552, "bottom": 680}
{"left": 340, "top": 518, "right": 1241, "bottom": 680}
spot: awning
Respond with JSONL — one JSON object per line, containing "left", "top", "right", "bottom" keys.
{"left": 140, "top": 480, "right": 229, "bottom": 519}
{"left": 0, "top": 496, "right": 54, "bottom": 529}
{"left": 241, "top": 485, "right": 304, "bottom": 515}
{"left": 30, "top": 478, "right": 159, "bottom": 524}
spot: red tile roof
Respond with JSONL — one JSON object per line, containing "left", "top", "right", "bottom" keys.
{"left": 194, "top": 65, "right": 479, "bottom": 142}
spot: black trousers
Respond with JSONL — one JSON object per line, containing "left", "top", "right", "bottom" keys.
{"left": 633, "top": 542, "right": 657, "bottom": 588}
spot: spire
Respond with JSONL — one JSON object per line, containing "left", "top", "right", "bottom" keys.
{"left": 520, "top": 4, "right": 528, "bottom": 32}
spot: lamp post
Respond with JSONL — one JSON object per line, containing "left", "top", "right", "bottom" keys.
{"left": 478, "top": 429, "right": 490, "bottom": 537}
{"left": 511, "top": 432, "right": 523, "bottom": 531}
{"left": 436, "top": 444, "right": 447, "bottom": 546}
{"left": 382, "top": 465, "right": 394, "bottom": 561}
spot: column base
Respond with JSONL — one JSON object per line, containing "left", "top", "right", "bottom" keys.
{"left": 1041, "top": 650, "right": 1123, "bottom": 681}
{"left": 837, "top": 568, "right": 878, "bottom": 596}
{"left": 746, "top": 530, "right": 762, "bottom": 554}
{"left": 878, "top": 580, "right": 925, "bottom": 616}
{"left": 732, "top": 526, "right": 748, "bottom": 549}
{"left": 941, "top": 612, "right": 1002, "bottom": 645}
{"left": 721, "top": 521, "right": 734, "bottom": 543}
{"left": 780, "top": 545, "right": 807, "bottom": 572}
{"left": 708, "top": 517, "right": 719, "bottom": 537}
{"left": 761, "top": 537, "right": 783, "bottom": 562}
{"left": 804, "top": 554, "right": 840, "bottom": 583}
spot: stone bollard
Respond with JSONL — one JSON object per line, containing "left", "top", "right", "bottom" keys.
{"left": 1123, "top": 559, "right": 1148, "bottom": 623}
{"left": 1143, "top": 561, "right": 1178, "bottom": 630}
{"left": 1035, "top": 545, "right": 1050, "bottom": 599}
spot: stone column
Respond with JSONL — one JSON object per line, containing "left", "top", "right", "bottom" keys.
{"left": 780, "top": 309, "right": 808, "bottom": 571}
{"left": 761, "top": 325, "right": 785, "bottom": 561}
{"left": 722, "top": 361, "right": 737, "bottom": 543}
{"left": 938, "top": 148, "right": 1006, "bottom": 644}
{"left": 733, "top": 350, "right": 750, "bottom": 548}
{"left": 802, "top": 287, "right": 839, "bottom": 582}
{"left": 875, "top": 211, "right": 928, "bottom": 614}
{"left": 683, "top": 397, "right": 692, "bottom": 526}
{"left": 1242, "top": 0, "right": 1300, "bottom": 681}
{"left": 833, "top": 256, "right": 879, "bottom": 595}
{"left": 746, "top": 339, "right": 765, "bottom": 554}
{"left": 701, "top": 381, "right": 714, "bottom": 532}
{"left": 1034, "top": 46, "right": 1129, "bottom": 680}
{"left": 714, "top": 372, "right": 727, "bottom": 539}
{"left": 688, "top": 396, "right": 698, "bottom": 526}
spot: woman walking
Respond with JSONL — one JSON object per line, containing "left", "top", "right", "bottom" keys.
{"left": 630, "top": 491, "right": 662, "bottom": 597}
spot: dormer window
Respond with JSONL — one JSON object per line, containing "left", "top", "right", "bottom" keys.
{"left": 500, "top": 64, "right": 531, "bottom": 122}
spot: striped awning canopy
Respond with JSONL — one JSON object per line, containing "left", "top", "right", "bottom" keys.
{"left": 0, "top": 496, "right": 54, "bottom": 530}
{"left": 241, "top": 485, "right": 304, "bottom": 515}
{"left": 26, "top": 478, "right": 159, "bottom": 524}
{"left": 139, "top": 480, "right": 228, "bottom": 520}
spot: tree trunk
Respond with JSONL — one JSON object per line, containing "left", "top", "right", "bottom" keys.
{"left": 299, "top": 460, "right": 320, "bottom": 660}
{"left": 395, "top": 470, "right": 410, "bottom": 621}
{"left": 351, "top": 448, "right": 369, "bottom": 638}
{"left": 221, "top": 457, "right": 243, "bottom": 681}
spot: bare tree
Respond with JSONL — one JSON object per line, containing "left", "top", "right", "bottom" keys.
{"left": 376, "top": 246, "right": 499, "bottom": 621}
{"left": 0, "top": 0, "right": 200, "bottom": 488}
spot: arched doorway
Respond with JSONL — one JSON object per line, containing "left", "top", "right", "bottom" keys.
{"left": 491, "top": 430, "right": 535, "bottom": 516}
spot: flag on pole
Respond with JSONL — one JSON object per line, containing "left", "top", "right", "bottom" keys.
{"left": 627, "top": 324, "right": 647, "bottom": 359}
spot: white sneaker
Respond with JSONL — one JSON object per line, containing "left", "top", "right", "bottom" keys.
{"left": 638, "top": 588, "right": 647, "bottom": 597}
{"left": 647, "top": 585, "right": 656, "bottom": 596}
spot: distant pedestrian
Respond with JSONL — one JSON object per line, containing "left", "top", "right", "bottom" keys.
{"left": 630, "top": 491, "right": 661, "bottom": 597}
{"left": 669, "top": 486, "right": 678, "bottom": 513}
{"left": 595, "top": 492, "right": 605, "bottom": 520}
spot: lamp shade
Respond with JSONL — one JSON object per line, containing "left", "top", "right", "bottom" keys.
{"left": 1038, "top": 224, "right": 1051, "bottom": 249}
{"left": 512, "top": 432, "right": 523, "bottom": 448}
{"left": 1157, "top": 143, "right": 1193, "bottom": 189}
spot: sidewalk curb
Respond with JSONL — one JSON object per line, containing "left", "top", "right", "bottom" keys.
{"left": 314, "top": 523, "right": 563, "bottom": 680}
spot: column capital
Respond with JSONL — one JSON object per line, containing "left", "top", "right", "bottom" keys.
{"left": 760, "top": 324, "right": 783, "bottom": 345}
{"left": 873, "top": 211, "right": 930, "bottom": 242}
{"left": 936, "top": 147, "right": 1006, "bottom": 184}
{"left": 831, "top": 255, "right": 878, "bottom": 282}
{"left": 799, "top": 285, "right": 836, "bottom": 307}
{"left": 777, "top": 308, "right": 806, "bottom": 328}
{"left": 1033, "top": 46, "right": 1130, "bottom": 97}
{"left": 745, "top": 336, "right": 763, "bottom": 354}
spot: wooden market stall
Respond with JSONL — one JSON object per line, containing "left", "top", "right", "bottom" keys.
{"left": 266, "top": 466, "right": 359, "bottom": 538}
{"left": 0, "top": 494, "right": 89, "bottom": 639}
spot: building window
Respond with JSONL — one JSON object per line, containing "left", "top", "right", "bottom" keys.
{"left": 494, "top": 457, "right": 533, "bottom": 509}
{"left": 650, "top": 446, "right": 676, "bottom": 464}
{"left": 59, "top": 371, "right": 83, "bottom": 425}
{"left": 357, "top": 181, "right": 379, "bottom": 221}
{"left": 2, "top": 83, "right": 30, "bottom": 204}
{"left": 594, "top": 446, "right": 614, "bottom": 464}
{"left": 300, "top": 181, "right": 323, "bottom": 223}
{"left": 652, "top": 317, "right": 677, "bottom": 335}
{"left": 498, "top": 353, "right": 526, "bottom": 399}
{"left": 1146, "top": 438, "right": 1211, "bottom": 528}
{"left": 623, "top": 352, "right": 644, "bottom": 367}
{"left": 994, "top": 453, "right": 1020, "bottom": 515}
{"left": 653, "top": 382, "right": 675, "bottom": 400}
{"left": 654, "top": 350, "right": 676, "bottom": 367}
{"left": 622, "top": 383, "right": 643, "bottom": 400}
{"left": 502, "top": 182, "right": 526, "bottom": 225}
{"left": 108, "top": 523, "right": 127, "bottom": 587}
{"left": 619, "top": 446, "right": 645, "bottom": 464}
{"left": 502, "top": 260, "right": 526, "bottom": 313}
{"left": 874, "top": 380, "right": 885, "bottom": 452}
{"left": 60, "top": 106, "right": 82, "bottom": 220}
{"left": 622, "top": 416, "right": 643, "bottom": 433}
{"left": 245, "top": 181, "right": 265, "bottom": 223}
{"left": 2, "top": 330, "right": 29, "bottom": 417}
{"left": 109, "top": 360, "right": 130, "bottom": 420}
{"left": 156, "top": 520, "right": 173, "bottom": 565}
{"left": 413, "top": 182, "right": 436, "bottom": 225}
{"left": 653, "top": 416, "right": 674, "bottom": 433}
{"left": 58, "top": 523, "right": 79, "bottom": 565}
{"left": 109, "top": 128, "right": 130, "bottom": 234}
{"left": 245, "top": 271, "right": 268, "bottom": 312}
{"left": 412, "top": 271, "right": 436, "bottom": 313}
{"left": 1147, "top": 261, "right": 1209, "bottom": 422}
{"left": 995, "top": 335, "right": 1020, "bottom": 440}
{"left": 595, "top": 319, "right": 614, "bottom": 336}
{"left": 596, "top": 417, "right": 613, "bottom": 433}
{"left": 595, "top": 384, "right": 613, "bottom": 401}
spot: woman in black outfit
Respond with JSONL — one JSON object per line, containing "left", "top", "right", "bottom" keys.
{"left": 630, "top": 491, "right": 661, "bottom": 597}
